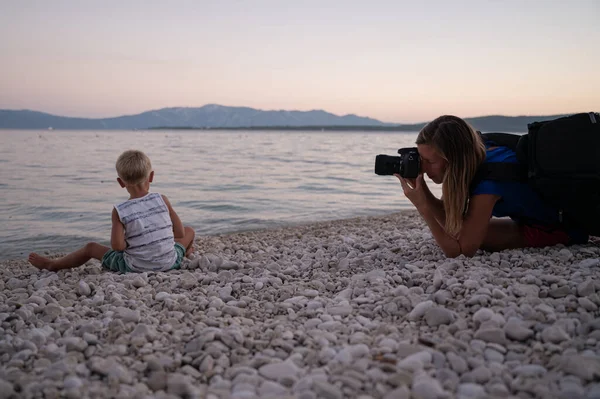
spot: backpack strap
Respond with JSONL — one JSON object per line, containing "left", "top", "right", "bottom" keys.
{"left": 470, "top": 132, "right": 528, "bottom": 192}
{"left": 477, "top": 131, "right": 520, "bottom": 150}
{"left": 472, "top": 162, "right": 528, "bottom": 188}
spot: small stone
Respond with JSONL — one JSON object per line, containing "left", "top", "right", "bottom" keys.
{"left": 44, "top": 303, "right": 62, "bottom": 319}
{"left": 578, "top": 297, "right": 598, "bottom": 311}
{"left": 83, "top": 333, "right": 98, "bottom": 344}
{"left": 408, "top": 301, "right": 435, "bottom": 321}
{"left": 488, "top": 383, "right": 509, "bottom": 396}
{"left": 383, "top": 386, "right": 410, "bottom": 399}
{"left": 548, "top": 285, "right": 571, "bottom": 298}
{"left": 0, "top": 379, "right": 15, "bottom": 398}
{"left": 220, "top": 260, "right": 240, "bottom": 270}
{"left": 433, "top": 269, "right": 443, "bottom": 290}
{"left": 62, "top": 337, "right": 88, "bottom": 352}
{"left": 474, "top": 328, "right": 506, "bottom": 345}
{"left": 180, "top": 272, "right": 198, "bottom": 289}
{"left": 411, "top": 373, "right": 447, "bottom": 399}
{"left": 433, "top": 290, "right": 452, "bottom": 305}
{"left": 504, "top": 319, "right": 534, "bottom": 342}
{"left": 470, "top": 366, "right": 492, "bottom": 384}
{"left": 327, "top": 304, "right": 353, "bottom": 316}
{"left": 34, "top": 274, "right": 58, "bottom": 289}
{"left": 472, "top": 308, "right": 494, "bottom": 325}
{"left": 313, "top": 380, "right": 343, "bottom": 399}
{"left": 577, "top": 258, "right": 600, "bottom": 268}
{"left": 559, "top": 354, "right": 600, "bottom": 381}
{"left": 586, "top": 383, "right": 600, "bottom": 399}
{"left": 167, "top": 373, "right": 196, "bottom": 397}
{"left": 258, "top": 381, "right": 288, "bottom": 397}
{"left": 397, "top": 351, "right": 432, "bottom": 372}
{"left": 560, "top": 380, "right": 585, "bottom": 399}
{"left": 259, "top": 361, "right": 299, "bottom": 381}
{"left": 63, "top": 376, "right": 83, "bottom": 390}
{"left": 77, "top": 280, "right": 91, "bottom": 296}
{"left": 303, "top": 289, "right": 319, "bottom": 298}
{"left": 131, "top": 275, "right": 147, "bottom": 287}
{"left": 457, "top": 383, "right": 486, "bottom": 398}
{"left": 116, "top": 307, "right": 141, "bottom": 323}
{"left": 199, "top": 355, "right": 214, "bottom": 373}
{"left": 424, "top": 307, "right": 455, "bottom": 327}
{"left": 513, "top": 364, "right": 547, "bottom": 378}
{"left": 578, "top": 279, "right": 596, "bottom": 297}
{"left": 541, "top": 326, "right": 570, "bottom": 343}
{"left": 155, "top": 292, "right": 170, "bottom": 301}
{"left": 486, "top": 343, "right": 506, "bottom": 354}
{"left": 446, "top": 352, "right": 468, "bottom": 374}
{"left": 434, "top": 368, "right": 458, "bottom": 392}
{"left": 198, "top": 255, "right": 211, "bottom": 269}
{"left": 483, "top": 348, "right": 504, "bottom": 363}
{"left": 558, "top": 248, "right": 573, "bottom": 261}
{"left": 464, "top": 279, "right": 480, "bottom": 290}
{"left": 513, "top": 284, "right": 539, "bottom": 298}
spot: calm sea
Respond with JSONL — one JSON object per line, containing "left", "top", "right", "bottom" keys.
{"left": 0, "top": 129, "right": 440, "bottom": 260}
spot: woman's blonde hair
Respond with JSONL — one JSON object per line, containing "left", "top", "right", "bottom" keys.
{"left": 116, "top": 150, "right": 152, "bottom": 185}
{"left": 416, "top": 115, "right": 486, "bottom": 236}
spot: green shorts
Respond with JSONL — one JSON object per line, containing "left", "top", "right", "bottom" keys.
{"left": 101, "top": 243, "right": 186, "bottom": 273}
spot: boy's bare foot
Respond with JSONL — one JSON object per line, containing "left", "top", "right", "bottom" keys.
{"left": 186, "top": 245, "right": 195, "bottom": 258}
{"left": 28, "top": 253, "right": 56, "bottom": 270}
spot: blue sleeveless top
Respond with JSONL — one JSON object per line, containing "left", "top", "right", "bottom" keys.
{"left": 470, "top": 144, "right": 561, "bottom": 225}
{"left": 471, "top": 142, "right": 589, "bottom": 243}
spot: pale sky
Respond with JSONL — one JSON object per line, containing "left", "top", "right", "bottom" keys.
{"left": 0, "top": 0, "right": 598, "bottom": 123}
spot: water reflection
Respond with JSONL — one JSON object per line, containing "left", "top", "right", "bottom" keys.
{"left": 0, "top": 129, "right": 440, "bottom": 259}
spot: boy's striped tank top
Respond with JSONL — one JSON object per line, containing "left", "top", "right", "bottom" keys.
{"left": 114, "top": 192, "right": 176, "bottom": 272}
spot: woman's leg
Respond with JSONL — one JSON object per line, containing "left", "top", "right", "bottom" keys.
{"left": 480, "top": 218, "right": 527, "bottom": 252}
{"left": 175, "top": 226, "right": 196, "bottom": 257}
{"left": 29, "top": 242, "right": 111, "bottom": 271}
{"left": 481, "top": 218, "right": 579, "bottom": 253}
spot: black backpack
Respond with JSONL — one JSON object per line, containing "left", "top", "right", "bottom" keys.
{"left": 472, "top": 112, "right": 600, "bottom": 236}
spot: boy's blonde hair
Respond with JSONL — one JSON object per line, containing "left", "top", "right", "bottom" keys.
{"left": 116, "top": 150, "right": 152, "bottom": 185}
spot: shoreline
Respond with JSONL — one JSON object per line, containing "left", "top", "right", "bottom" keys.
{"left": 1, "top": 210, "right": 600, "bottom": 398}
{"left": 0, "top": 210, "right": 416, "bottom": 263}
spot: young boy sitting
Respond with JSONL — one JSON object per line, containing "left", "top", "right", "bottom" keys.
{"left": 29, "top": 150, "right": 195, "bottom": 273}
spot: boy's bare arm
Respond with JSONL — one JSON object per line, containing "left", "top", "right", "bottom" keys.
{"left": 111, "top": 208, "right": 126, "bottom": 251}
{"left": 162, "top": 195, "right": 185, "bottom": 239}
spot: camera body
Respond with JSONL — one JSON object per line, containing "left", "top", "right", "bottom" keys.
{"left": 374, "top": 147, "right": 420, "bottom": 178}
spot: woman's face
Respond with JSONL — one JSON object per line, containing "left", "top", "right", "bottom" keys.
{"left": 417, "top": 143, "right": 447, "bottom": 184}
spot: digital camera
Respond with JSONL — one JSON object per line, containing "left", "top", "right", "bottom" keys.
{"left": 374, "top": 147, "right": 421, "bottom": 178}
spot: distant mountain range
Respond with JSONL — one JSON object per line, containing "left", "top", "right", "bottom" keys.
{"left": 0, "top": 104, "right": 573, "bottom": 132}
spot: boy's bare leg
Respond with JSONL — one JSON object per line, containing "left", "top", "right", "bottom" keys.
{"left": 29, "top": 242, "right": 111, "bottom": 271}
{"left": 175, "top": 226, "right": 196, "bottom": 257}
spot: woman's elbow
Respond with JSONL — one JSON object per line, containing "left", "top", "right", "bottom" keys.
{"left": 443, "top": 249, "right": 462, "bottom": 258}
{"left": 459, "top": 245, "right": 479, "bottom": 258}
{"left": 443, "top": 245, "right": 477, "bottom": 258}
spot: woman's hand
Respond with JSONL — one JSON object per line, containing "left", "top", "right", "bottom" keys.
{"left": 395, "top": 173, "right": 428, "bottom": 209}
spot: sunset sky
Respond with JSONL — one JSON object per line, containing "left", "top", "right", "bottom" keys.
{"left": 1, "top": 0, "right": 598, "bottom": 123}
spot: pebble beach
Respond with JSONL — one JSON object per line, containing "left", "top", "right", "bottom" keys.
{"left": 1, "top": 210, "right": 600, "bottom": 399}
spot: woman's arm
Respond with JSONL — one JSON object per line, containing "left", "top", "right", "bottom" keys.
{"left": 398, "top": 174, "right": 499, "bottom": 257}
{"left": 423, "top": 182, "right": 445, "bottom": 226}
{"left": 418, "top": 194, "right": 498, "bottom": 257}
{"left": 397, "top": 174, "right": 445, "bottom": 225}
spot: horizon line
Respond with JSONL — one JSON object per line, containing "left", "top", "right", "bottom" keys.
{"left": 0, "top": 104, "right": 584, "bottom": 125}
